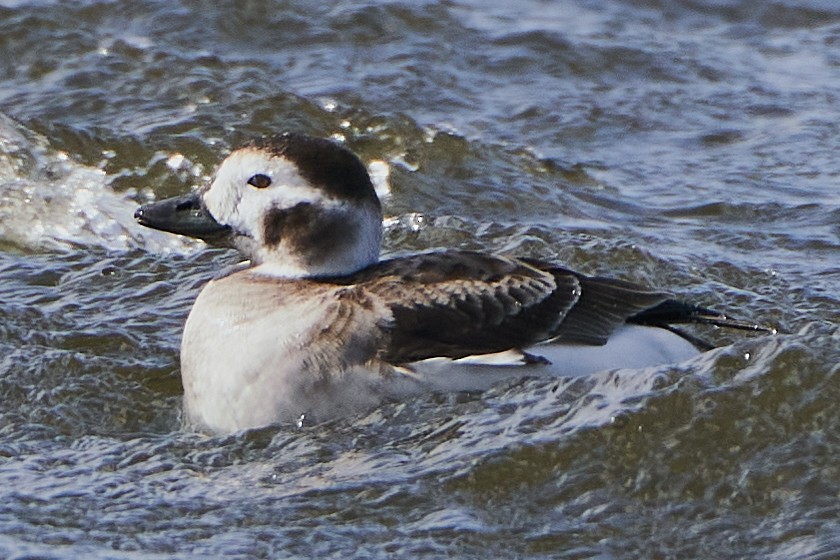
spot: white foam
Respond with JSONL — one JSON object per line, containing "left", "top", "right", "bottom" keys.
{"left": 0, "top": 114, "right": 197, "bottom": 254}
{"left": 367, "top": 159, "right": 390, "bottom": 200}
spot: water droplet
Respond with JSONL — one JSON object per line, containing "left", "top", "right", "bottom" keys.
{"left": 166, "top": 154, "right": 185, "bottom": 170}
{"left": 407, "top": 213, "right": 426, "bottom": 232}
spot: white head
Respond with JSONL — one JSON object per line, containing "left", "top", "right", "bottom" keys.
{"left": 137, "top": 133, "right": 383, "bottom": 278}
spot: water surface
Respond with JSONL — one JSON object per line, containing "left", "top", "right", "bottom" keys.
{"left": 0, "top": 1, "right": 838, "bottom": 558}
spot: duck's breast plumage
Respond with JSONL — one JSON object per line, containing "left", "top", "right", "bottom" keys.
{"left": 180, "top": 272, "right": 392, "bottom": 432}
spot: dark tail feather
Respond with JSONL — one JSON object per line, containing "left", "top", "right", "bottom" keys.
{"left": 628, "top": 299, "right": 776, "bottom": 349}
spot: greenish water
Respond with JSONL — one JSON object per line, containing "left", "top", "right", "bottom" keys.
{"left": 0, "top": 1, "right": 838, "bottom": 558}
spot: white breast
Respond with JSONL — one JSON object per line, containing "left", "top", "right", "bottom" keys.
{"left": 181, "top": 277, "right": 320, "bottom": 432}
{"left": 180, "top": 274, "right": 410, "bottom": 433}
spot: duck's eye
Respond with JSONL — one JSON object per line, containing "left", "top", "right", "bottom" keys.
{"left": 247, "top": 174, "right": 272, "bottom": 188}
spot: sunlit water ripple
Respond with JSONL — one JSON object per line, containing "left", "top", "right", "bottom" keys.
{"left": 0, "top": 1, "right": 838, "bottom": 558}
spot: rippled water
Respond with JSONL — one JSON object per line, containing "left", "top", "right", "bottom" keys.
{"left": 1, "top": 1, "right": 838, "bottom": 558}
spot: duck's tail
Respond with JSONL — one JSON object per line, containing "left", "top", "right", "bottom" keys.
{"left": 627, "top": 299, "right": 776, "bottom": 351}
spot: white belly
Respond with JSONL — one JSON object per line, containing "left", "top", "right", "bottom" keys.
{"left": 405, "top": 325, "right": 700, "bottom": 393}
{"left": 534, "top": 324, "right": 700, "bottom": 374}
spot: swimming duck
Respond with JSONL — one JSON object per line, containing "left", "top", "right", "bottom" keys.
{"left": 135, "top": 133, "right": 770, "bottom": 434}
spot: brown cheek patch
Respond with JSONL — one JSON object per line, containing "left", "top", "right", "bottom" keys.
{"left": 263, "top": 206, "right": 288, "bottom": 247}
{"left": 262, "top": 203, "right": 359, "bottom": 266}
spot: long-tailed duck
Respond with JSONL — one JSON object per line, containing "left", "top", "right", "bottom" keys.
{"left": 135, "top": 133, "right": 771, "bottom": 434}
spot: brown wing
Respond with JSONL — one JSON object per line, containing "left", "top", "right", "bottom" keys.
{"left": 328, "top": 251, "right": 673, "bottom": 364}
{"left": 533, "top": 267, "right": 671, "bottom": 344}
{"left": 331, "top": 251, "right": 579, "bottom": 362}
{"left": 516, "top": 257, "right": 671, "bottom": 344}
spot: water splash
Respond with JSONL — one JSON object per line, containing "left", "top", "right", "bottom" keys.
{"left": 0, "top": 113, "right": 195, "bottom": 254}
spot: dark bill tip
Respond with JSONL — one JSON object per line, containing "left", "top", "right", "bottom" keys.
{"left": 135, "top": 192, "right": 230, "bottom": 241}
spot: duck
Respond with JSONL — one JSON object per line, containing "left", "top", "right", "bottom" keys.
{"left": 135, "top": 132, "right": 771, "bottom": 434}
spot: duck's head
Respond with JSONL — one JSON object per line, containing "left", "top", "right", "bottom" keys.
{"left": 135, "top": 133, "right": 383, "bottom": 278}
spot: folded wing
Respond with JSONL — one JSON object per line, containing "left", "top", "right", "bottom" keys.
{"left": 331, "top": 251, "right": 673, "bottom": 363}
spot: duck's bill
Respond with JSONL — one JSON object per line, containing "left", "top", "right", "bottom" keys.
{"left": 134, "top": 192, "right": 231, "bottom": 241}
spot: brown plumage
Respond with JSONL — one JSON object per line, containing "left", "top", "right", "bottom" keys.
{"left": 323, "top": 250, "right": 671, "bottom": 363}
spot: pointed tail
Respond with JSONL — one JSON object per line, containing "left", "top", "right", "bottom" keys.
{"left": 628, "top": 299, "right": 776, "bottom": 350}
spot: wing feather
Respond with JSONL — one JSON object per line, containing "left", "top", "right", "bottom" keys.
{"left": 324, "top": 251, "right": 680, "bottom": 363}
{"left": 317, "top": 251, "right": 767, "bottom": 365}
{"left": 331, "top": 251, "right": 582, "bottom": 362}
